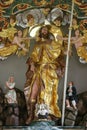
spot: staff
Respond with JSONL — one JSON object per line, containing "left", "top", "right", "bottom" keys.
{"left": 61, "top": 0, "right": 75, "bottom": 126}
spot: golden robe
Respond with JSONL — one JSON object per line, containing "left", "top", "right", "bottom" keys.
{"left": 0, "top": 23, "right": 18, "bottom": 57}
{"left": 28, "top": 39, "right": 62, "bottom": 118}
{"left": 0, "top": 42, "right": 29, "bottom": 57}
{"left": 77, "top": 46, "right": 87, "bottom": 62}
{"left": 0, "top": 44, "right": 17, "bottom": 57}
{"left": 0, "top": 26, "right": 17, "bottom": 42}
{"left": 77, "top": 35, "right": 87, "bottom": 62}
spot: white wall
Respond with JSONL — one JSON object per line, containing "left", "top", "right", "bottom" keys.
{"left": 0, "top": 54, "right": 28, "bottom": 92}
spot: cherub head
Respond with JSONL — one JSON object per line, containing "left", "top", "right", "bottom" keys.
{"left": 10, "top": 15, "right": 16, "bottom": 24}
{"left": 72, "top": 17, "right": 78, "bottom": 26}
{"left": 27, "top": 14, "right": 35, "bottom": 26}
{"left": 53, "top": 16, "right": 63, "bottom": 26}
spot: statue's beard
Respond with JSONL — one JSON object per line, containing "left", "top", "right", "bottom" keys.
{"left": 40, "top": 33, "right": 49, "bottom": 39}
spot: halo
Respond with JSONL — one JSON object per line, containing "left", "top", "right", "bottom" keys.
{"left": 29, "top": 20, "right": 51, "bottom": 38}
{"left": 29, "top": 25, "right": 41, "bottom": 38}
{"left": 22, "top": 9, "right": 45, "bottom": 25}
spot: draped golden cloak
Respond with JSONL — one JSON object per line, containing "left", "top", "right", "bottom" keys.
{"left": 77, "top": 35, "right": 87, "bottom": 62}
{"left": 28, "top": 38, "right": 63, "bottom": 118}
{"left": 0, "top": 44, "right": 17, "bottom": 57}
{"left": 0, "top": 25, "right": 18, "bottom": 57}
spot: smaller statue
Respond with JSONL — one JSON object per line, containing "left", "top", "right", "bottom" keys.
{"left": 35, "top": 99, "right": 50, "bottom": 120}
{"left": 4, "top": 76, "right": 19, "bottom": 125}
{"left": 4, "top": 76, "right": 28, "bottom": 125}
{"left": 5, "top": 76, "right": 17, "bottom": 104}
{"left": 12, "top": 29, "right": 29, "bottom": 57}
{"left": 66, "top": 81, "right": 78, "bottom": 110}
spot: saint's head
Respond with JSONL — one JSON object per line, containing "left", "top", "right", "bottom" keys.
{"left": 38, "top": 25, "right": 54, "bottom": 40}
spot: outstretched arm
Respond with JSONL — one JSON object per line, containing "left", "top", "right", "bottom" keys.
{"left": 71, "top": 36, "right": 84, "bottom": 44}
{"left": 56, "top": 35, "right": 68, "bottom": 41}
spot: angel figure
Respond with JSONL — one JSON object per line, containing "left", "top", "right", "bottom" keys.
{"left": 57, "top": 29, "right": 87, "bottom": 63}
{"left": 0, "top": 29, "right": 29, "bottom": 59}
{"left": 21, "top": 8, "right": 45, "bottom": 38}
{"left": 50, "top": 16, "right": 63, "bottom": 43}
{"left": 71, "top": 29, "right": 87, "bottom": 63}
{"left": 0, "top": 15, "right": 17, "bottom": 42}
{"left": 22, "top": 14, "right": 37, "bottom": 38}
{"left": 12, "top": 29, "right": 29, "bottom": 57}
{"left": 0, "top": 15, "right": 18, "bottom": 60}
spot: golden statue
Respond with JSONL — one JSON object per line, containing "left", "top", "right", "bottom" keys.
{"left": 0, "top": 29, "right": 29, "bottom": 59}
{"left": 57, "top": 29, "right": 87, "bottom": 63}
{"left": 24, "top": 24, "right": 65, "bottom": 124}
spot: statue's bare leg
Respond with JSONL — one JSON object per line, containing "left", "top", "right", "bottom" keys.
{"left": 26, "top": 77, "right": 40, "bottom": 124}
